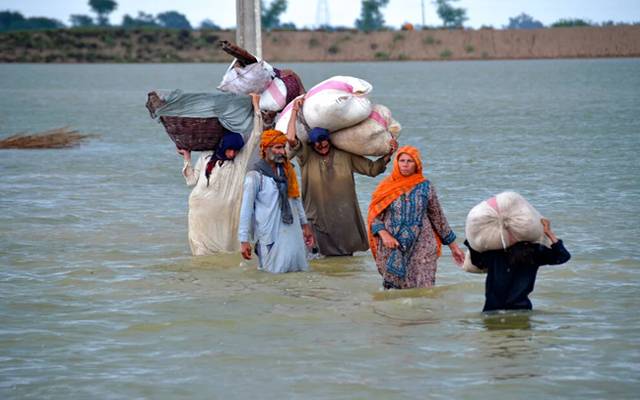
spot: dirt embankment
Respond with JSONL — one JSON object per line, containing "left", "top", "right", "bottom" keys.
{"left": 1, "top": 26, "right": 639, "bottom": 63}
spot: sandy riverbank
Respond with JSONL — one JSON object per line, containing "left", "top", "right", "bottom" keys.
{"left": 1, "top": 26, "right": 639, "bottom": 63}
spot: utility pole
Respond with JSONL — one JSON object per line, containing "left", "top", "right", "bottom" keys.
{"left": 316, "top": 0, "right": 330, "bottom": 29}
{"left": 236, "top": 0, "right": 262, "bottom": 59}
{"left": 421, "top": 0, "right": 425, "bottom": 27}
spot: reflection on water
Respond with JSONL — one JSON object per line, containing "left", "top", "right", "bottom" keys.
{"left": 482, "top": 312, "right": 533, "bottom": 331}
{"left": 1, "top": 60, "right": 640, "bottom": 399}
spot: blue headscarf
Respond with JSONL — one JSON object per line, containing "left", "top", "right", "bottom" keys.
{"left": 215, "top": 131, "right": 245, "bottom": 160}
{"left": 205, "top": 131, "right": 244, "bottom": 186}
{"left": 309, "top": 127, "right": 330, "bottom": 143}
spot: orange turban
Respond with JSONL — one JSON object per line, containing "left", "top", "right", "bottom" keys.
{"left": 260, "top": 129, "right": 288, "bottom": 153}
{"left": 260, "top": 129, "right": 300, "bottom": 198}
{"left": 367, "top": 146, "right": 441, "bottom": 259}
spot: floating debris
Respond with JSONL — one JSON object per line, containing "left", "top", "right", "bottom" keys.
{"left": 0, "top": 127, "right": 98, "bottom": 149}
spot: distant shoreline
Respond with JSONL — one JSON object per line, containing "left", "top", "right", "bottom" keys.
{"left": 1, "top": 26, "right": 639, "bottom": 63}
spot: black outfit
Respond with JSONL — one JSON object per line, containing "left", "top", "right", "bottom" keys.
{"left": 464, "top": 240, "right": 571, "bottom": 312}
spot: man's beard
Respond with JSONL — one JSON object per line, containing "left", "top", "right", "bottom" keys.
{"left": 267, "top": 150, "right": 285, "bottom": 164}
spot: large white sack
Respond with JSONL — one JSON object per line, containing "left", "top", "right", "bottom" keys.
{"left": 330, "top": 104, "right": 402, "bottom": 156}
{"left": 465, "top": 191, "right": 549, "bottom": 252}
{"left": 302, "top": 76, "right": 373, "bottom": 132}
{"left": 218, "top": 60, "right": 274, "bottom": 95}
{"left": 259, "top": 77, "right": 287, "bottom": 111}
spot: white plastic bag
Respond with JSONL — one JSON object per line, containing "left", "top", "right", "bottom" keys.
{"left": 465, "top": 192, "right": 549, "bottom": 252}
{"left": 259, "top": 77, "right": 287, "bottom": 111}
{"left": 301, "top": 76, "right": 373, "bottom": 132}
{"left": 329, "top": 104, "right": 402, "bottom": 156}
{"left": 218, "top": 60, "right": 274, "bottom": 95}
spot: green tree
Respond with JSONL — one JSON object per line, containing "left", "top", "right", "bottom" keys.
{"left": 70, "top": 14, "right": 95, "bottom": 28}
{"left": 434, "top": 0, "right": 467, "bottom": 28}
{"left": 121, "top": 12, "right": 159, "bottom": 29}
{"left": 551, "top": 18, "right": 591, "bottom": 28}
{"left": 157, "top": 11, "right": 192, "bottom": 30}
{"left": 261, "top": 0, "right": 287, "bottom": 30}
{"left": 0, "top": 11, "right": 26, "bottom": 31}
{"left": 200, "top": 19, "right": 221, "bottom": 30}
{"left": 89, "top": 0, "right": 118, "bottom": 26}
{"left": 506, "top": 13, "right": 544, "bottom": 29}
{"left": 0, "top": 11, "right": 64, "bottom": 31}
{"left": 27, "top": 17, "right": 65, "bottom": 30}
{"left": 279, "top": 22, "right": 297, "bottom": 30}
{"left": 355, "top": 0, "right": 389, "bottom": 32}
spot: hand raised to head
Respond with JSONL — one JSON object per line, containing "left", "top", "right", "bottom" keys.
{"left": 541, "top": 218, "right": 551, "bottom": 232}
{"left": 292, "top": 97, "right": 304, "bottom": 113}
{"left": 388, "top": 138, "right": 398, "bottom": 155}
{"left": 177, "top": 148, "right": 191, "bottom": 161}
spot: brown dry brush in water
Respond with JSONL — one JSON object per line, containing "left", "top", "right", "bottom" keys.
{"left": 0, "top": 127, "right": 98, "bottom": 149}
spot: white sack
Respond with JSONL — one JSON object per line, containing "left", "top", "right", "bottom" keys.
{"left": 259, "top": 77, "right": 288, "bottom": 111}
{"left": 302, "top": 76, "right": 373, "bottom": 132}
{"left": 330, "top": 104, "right": 402, "bottom": 156}
{"left": 465, "top": 191, "right": 549, "bottom": 252}
{"left": 218, "top": 60, "right": 274, "bottom": 95}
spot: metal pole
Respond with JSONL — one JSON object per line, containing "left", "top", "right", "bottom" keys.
{"left": 421, "top": 0, "right": 425, "bottom": 27}
{"left": 236, "top": 0, "right": 262, "bottom": 59}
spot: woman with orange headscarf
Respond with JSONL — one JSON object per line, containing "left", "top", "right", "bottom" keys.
{"left": 367, "top": 146, "right": 465, "bottom": 289}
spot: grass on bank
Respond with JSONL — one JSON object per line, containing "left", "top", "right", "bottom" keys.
{"left": 0, "top": 127, "right": 98, "bottom": 149}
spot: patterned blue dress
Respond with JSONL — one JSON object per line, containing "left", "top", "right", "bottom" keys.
{"left": 371, "top": 181, "right": 456, "bottom": 288}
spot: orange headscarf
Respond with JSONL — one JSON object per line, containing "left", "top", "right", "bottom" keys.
{"left": 260, "top": 129, "right": 300, "bottom": 198}
{"left": 367, "top": 146, "right": 442, "bottom": 259}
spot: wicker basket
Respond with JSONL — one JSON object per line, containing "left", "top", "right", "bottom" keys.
{"left": 160, "top": 116, "right": 225, "bottom": 151}
{"left": 146, "top": 91, "right": 225, "bottom": 151}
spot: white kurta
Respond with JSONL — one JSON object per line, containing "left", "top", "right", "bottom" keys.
{"left": 238, "top": 170, "right": 309, "bottom": 274}
{"left": 182, "top": 111, "right": 262, "bottom": 255}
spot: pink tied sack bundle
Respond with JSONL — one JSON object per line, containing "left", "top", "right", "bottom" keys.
{"left": 465, "top": 191, "right": 550, "bottom": 253}
{"left": 276, "top": 76, "right": 373, "bottom": 136}
{"left": 462, "top": 192, "right": 550, "bottom": 273}
{"left": 329, "top": 104, "right": 402, "bottom": 156}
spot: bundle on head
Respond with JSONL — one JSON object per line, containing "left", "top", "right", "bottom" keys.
{"left": 465, "top": 191, "right": 549, "bottom": 252}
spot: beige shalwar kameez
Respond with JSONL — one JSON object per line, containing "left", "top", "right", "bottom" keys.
{"left": 181, "top": 110, "right": 262, "bottom": 255}
{"left": 289, "top": 141, "right": 388, "bottom": 256}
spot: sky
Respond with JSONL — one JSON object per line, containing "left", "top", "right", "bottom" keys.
{"left": 3, "top": 0, "right": 640, "bottom": 29}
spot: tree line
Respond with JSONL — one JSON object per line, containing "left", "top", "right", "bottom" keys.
{"left": 1, "top": 0, "right": 637, "bottom": 33}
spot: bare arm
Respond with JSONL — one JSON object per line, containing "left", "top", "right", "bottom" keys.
{"left": 250, "top": 92, "right": 260, "bottom": 113}
{"left": 286, "top": 97, "right": 304, "bottom": 148}
{"left": 541, "top": 218, "right": 558, "bottom": 244}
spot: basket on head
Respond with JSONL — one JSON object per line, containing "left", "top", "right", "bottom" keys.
{"left": 146, "top": 91, "right": 225, "bottom": 151}
{"left": 159, "top": 116, "right": 225, "bottom": 151}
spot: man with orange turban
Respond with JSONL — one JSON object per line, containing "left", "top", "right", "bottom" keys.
{"left": 238, "top": 129, "right": 314, "bottom": 273}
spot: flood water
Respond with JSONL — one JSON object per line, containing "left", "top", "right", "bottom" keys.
{"left": 1, "top": 59, "right": 639, "bottom": 399}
